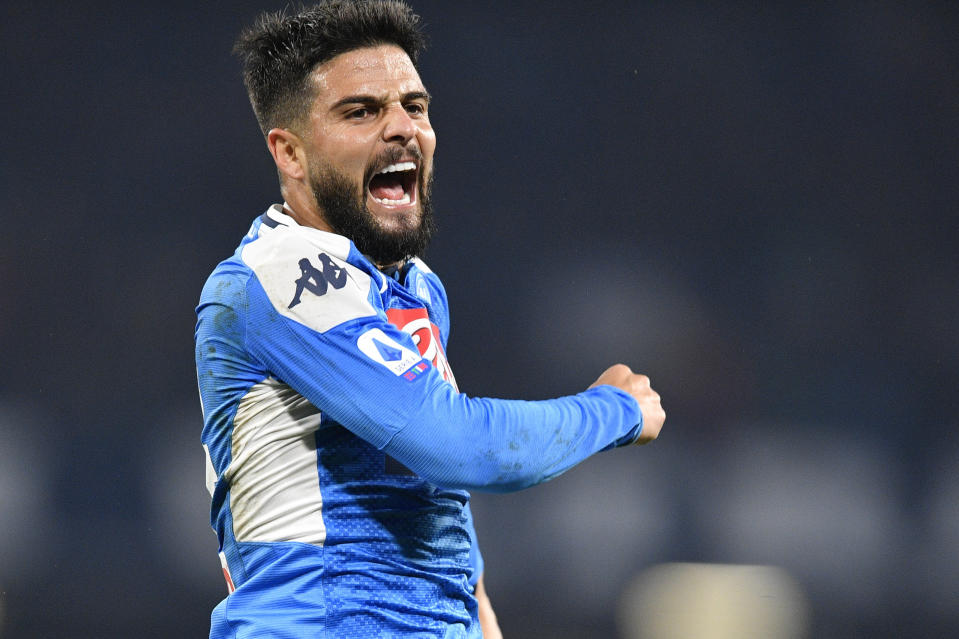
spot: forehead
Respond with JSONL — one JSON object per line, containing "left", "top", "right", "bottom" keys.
{"left": 311, "top": 45, "right": 425, "bottom": 103}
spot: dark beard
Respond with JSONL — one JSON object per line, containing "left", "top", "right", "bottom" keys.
{"left": 309, "top": 162, "right": 435, "bottom": 267}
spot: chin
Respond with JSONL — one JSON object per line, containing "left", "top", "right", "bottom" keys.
{"left": 367, "top": 199, "right": 421, "bottom": 229}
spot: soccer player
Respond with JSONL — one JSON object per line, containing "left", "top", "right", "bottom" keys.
{"left": 194, "top": 1, "right": 665, "bottom": 637}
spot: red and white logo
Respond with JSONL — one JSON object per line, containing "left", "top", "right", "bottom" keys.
{"left": 386, "top": 307, "right": 458, "bottom": 390}
{"left": 219, "top": 551, "right": 236, "bottom": 593}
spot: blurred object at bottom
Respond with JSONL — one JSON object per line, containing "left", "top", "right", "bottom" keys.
{"left": 618, "top": 563, "right": 808, "bottom": 639}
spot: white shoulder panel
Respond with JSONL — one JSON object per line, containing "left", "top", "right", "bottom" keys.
{"left": 226, "top": 377, "right": 326, "bottom": 545}
{"left": 242, "top": 230, "right": 376, "bottom": 333}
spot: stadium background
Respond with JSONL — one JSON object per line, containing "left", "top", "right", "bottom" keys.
{"left": 1, "top": 2, "right": 957, "bottom": 637}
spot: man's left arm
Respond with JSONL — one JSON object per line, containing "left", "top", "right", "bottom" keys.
{"left": 474, "top": 575, "right": 502, "bottom": 639}
{"left": 463, "top": 501, "right": 500, "bottom": 637}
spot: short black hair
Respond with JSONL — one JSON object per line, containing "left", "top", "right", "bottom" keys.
{"left": 234, "top": 0, "right": 426, "bottom": 135}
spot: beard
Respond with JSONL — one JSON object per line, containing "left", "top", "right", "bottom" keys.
{"left": 308, "top": 154, "right": 435, "bottom": 267}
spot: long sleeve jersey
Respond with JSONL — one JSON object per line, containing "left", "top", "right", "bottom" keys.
{"left": 194, "top": 205, "right": 644, "bottom": 638}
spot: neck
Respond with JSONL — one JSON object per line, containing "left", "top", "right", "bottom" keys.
{"left": 281, "top": 184, "right": 333, "bottom": 233}
{"left": 281, "top": 183, "right": 409, "bottom": 274}
{"left": 378, "top": 260, "right": 408, "bottom": 280}
{"left": 281, "top": 200, "right": 403, "bottom": 274}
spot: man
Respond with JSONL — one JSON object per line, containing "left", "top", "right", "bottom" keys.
{"left": 194, "top": 1, "right": 665, "bottom": 637}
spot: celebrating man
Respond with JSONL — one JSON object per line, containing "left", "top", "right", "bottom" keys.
{"left": 194, "top": 1, "right": 665, "bottom": 636}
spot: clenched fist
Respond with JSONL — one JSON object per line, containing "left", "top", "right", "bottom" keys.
{"left": 589, "top": 364, "right": 665, "bottom": 444}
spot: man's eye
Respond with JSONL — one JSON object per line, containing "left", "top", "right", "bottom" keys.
{"left": 405, "top": 103, "right": 426, "bottom": 115}
{"left": 348, "top": 108, "right": 372, "bottom": 119}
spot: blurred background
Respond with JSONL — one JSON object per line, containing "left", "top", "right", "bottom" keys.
{"left": 2, "top": 1, "right": 957, "bottom": 637}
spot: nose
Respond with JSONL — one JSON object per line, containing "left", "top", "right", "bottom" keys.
{"left": 381, "top": 104, "right": 416, "bottom": 144}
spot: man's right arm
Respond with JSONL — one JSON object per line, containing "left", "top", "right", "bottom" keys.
{"left": 234, "top": 269, "right": 662, "bottom": 492}
{"left": 197, "top": 239, "right": 664, "bottom": 492}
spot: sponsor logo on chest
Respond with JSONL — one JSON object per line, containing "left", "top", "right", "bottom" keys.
{"left": 386, "top": 307, "right": 458, "bottom": 390}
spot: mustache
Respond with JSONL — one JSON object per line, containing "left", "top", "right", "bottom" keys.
{"left": 363, "top": 145, "right": 423, "bottom": 186}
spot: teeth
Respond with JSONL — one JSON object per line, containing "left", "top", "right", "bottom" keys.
{"left": 377, "top": 161, "right": 416, "bottom": 174}
{"left": 372, "top": 194, "right": 412, "bottom": 206}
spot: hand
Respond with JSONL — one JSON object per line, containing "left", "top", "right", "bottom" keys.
{"left": 589, "top": 364, "right": 665, "bottom": 444}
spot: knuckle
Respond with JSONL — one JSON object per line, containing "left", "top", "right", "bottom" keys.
{"left": 631, "top": 375, "right": 650, "bottom": 392}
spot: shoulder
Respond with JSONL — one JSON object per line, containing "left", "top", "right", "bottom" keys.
{"left": 239, "top": 226, "right": 379, "bottom": 334}
{"left": 198, "top": 254, "right": 253, "bottom": 312}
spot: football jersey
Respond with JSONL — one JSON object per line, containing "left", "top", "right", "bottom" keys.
{"left": 194, "top": 204, "right": 644, "bottom": 637}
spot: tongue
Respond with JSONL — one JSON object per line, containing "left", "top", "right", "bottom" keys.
{"left": 369, "top": 173, "right": 405, "bottom": 201}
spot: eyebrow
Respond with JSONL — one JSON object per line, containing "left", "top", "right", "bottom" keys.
{"left": 329, "top": 90, "right": 432, "bottom": 111}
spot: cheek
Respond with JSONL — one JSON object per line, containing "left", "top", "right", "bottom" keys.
{"left": 418, "top": 125, "right": 437, "bottom": 155}
{"left": 318, "top": 129, "right": 377, "bottom": 168}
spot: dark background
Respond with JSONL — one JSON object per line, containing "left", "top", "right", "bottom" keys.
{"left": 1, "top": 2, "right": 957, "bottom": 637}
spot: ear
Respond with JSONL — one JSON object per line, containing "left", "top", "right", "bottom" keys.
{"left": 267, "top": 128, "right": 307, "bottom": 181}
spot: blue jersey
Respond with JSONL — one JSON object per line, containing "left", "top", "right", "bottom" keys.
{"left": 195, "top": 205, "right": 644, "bottom": 638}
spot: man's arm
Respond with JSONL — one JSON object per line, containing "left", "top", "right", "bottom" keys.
{"left": 474, "top": 575, "right": 502, "bottom": 639}
{"left": 379, "top": 361, "right": 664, "bottom": 490}
{"left": 242, "top": 270, "right": 662, "bottom": 490}
{"left": 199, "top": 259, "right": 663, "bottom": 492}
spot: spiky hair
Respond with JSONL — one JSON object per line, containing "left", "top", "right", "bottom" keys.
{"left": 234, "top": 0, "right": 426, "bottom": 135}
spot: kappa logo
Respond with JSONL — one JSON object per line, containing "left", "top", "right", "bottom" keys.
{"left": 357, "top": 328, "right": 425, "bottom": 377}
{"left": 288, "top": 253, "right": 347, "bottom": 308}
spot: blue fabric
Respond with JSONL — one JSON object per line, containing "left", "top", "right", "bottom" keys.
{"left": 195, "top": 207, "right": 643, "bottom": 637}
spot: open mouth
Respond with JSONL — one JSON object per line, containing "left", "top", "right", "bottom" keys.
{"left": 368, "top": 161, "right": 418, "bottom": 207}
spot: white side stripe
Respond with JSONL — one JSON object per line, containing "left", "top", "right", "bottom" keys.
{"left": 203, "top": 444, "right": 217, "bottom": 497}
{"left": 226, "top": 378, "right": 326, "bottom": 545}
